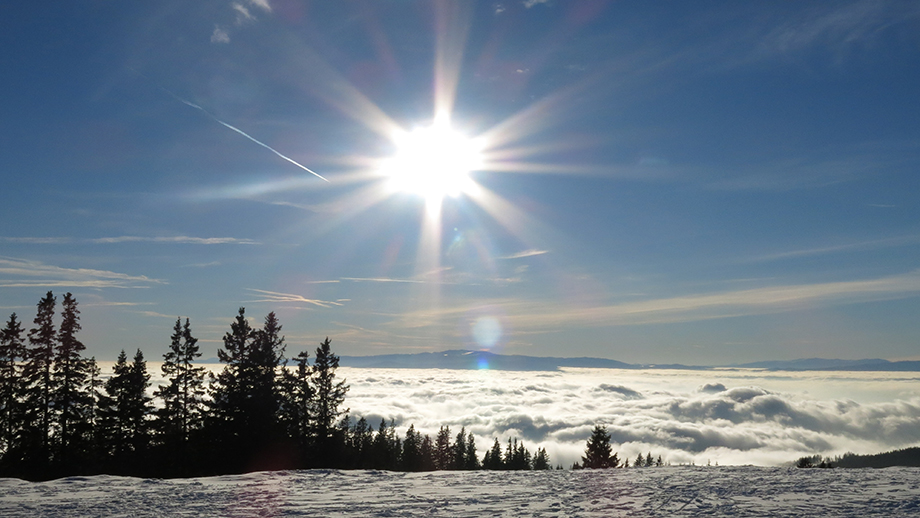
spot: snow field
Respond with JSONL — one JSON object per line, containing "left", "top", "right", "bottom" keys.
{"left": 2, "top": 466, "right": 919, "bottom": 517}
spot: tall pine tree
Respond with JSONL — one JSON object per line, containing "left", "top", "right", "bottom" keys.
{"left": 155, "top": 318, "right": 206, "bottom": 474}
{"left": 22, "top": 292, "right": 56, "bottom": 468}
{"left": 52, "top": 293, "right": 93, "bottom": 468}
{"left": 311, "top": 337, "right": 348, "bottom": 451}
{"left": 0, "top": 313, "right": 26, "bottom": 465}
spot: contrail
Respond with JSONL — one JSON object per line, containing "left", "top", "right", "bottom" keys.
{"left": 161, "top": 88, "right": 329, "bottom": 182}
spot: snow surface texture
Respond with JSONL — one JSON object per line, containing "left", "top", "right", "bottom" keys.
{"left": 2, "top": 467, "right": 919, "bottom": 517}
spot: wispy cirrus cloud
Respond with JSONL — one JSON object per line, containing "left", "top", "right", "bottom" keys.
{"left": 212, "top": 0, "right": 273, "bottom": 44}
{"left": 244, "top": 288, "right": 343, "bottom": 308}
{"left": 386, "top": 270, "right": 920, "bottom": 332}
{"left": 752, "top": 1, "right": 920, "bottom": 60}
{"left": 341, "top": 277, "right": 426, "bottom": 285}
{"left": 747, "top": 235, "right": 920, "bottom": 263}
{"left": 0, "top": 257, "right": 162, "bottom": 289}
{"left": 500, "top": 249, "right": 549, "bottom": 260}
{"left": 1, "top": 236, "right": 258, "bottom": 245}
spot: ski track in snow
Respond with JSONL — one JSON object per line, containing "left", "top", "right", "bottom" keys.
{"left": 2, "top": 467, "right": 919, "bottom": 517}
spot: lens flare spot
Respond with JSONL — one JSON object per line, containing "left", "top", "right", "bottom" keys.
{"left": 472, "top": 316, "right": 502, "bottom": 349}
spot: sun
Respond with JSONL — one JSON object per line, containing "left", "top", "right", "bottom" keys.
{"left": 381, "top": 119, "right": 484, "bottom": 204}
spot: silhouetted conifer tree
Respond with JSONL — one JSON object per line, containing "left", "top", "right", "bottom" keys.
{"left": 434, "top": 425, "right": 452, "bottom": 470}
{"left": 370, "top": 419, "right": 399, "bottom": 470}
{"left": 419, "top": 434, "right": 436, "bottom": 471}
{"left": 0, "top": 313, "right": 26, "bottom": 469}
{"left": 532, "top": 447, "right": 551, "bottom": 470}
{"left": 311, "top": 337, "right": 348, "bottom": 453}
{"left": 349, "top": 416, "right": 373, "bottom": 468}
{"left": 402, "top": 424, "right": 422, "bottom": 471}
{"left": 451, "top": 427, "right": 467, "bottom": 469}
{"left": 154, "top": 318, "right": 207, "bottom": 474}
{"left": 279, "top": 348, "right": 313, "bottom": 462}
{"left": 635, "top": 452, "right": 644, "bottom": 467}
{"left": 52, "top": 293, "right": 94, "bottom": 468}
{"left": 21, "top": 292, "right": 57, "bottom": 469}
{"left": 482, "top": 437, "right": 504, "bottom": 469}
{"left": 465, "top": 431, "right": 480, "bottom": 470}
{"left": 207, "top": 308, "right": 254, "bottom": 470}
{"left": 98, "top": 349, "right": 153, "bottom": 472}
{"left": 582, "top": 425, "right": 617, "bottom": 468}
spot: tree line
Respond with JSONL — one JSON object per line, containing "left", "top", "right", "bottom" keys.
{"left": 0, "top": 291, "right": 552, "bottom": 480}
{"left": 796, "top": 447, "right": 920, "bottom": 469}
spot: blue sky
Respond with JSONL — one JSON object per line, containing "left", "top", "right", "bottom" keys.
{"left": 2, "top": 1, "right": 919, "bottom": 364}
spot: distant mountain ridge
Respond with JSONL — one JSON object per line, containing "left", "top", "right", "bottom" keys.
{"left": 729, "top": 358, "right": 920, "bottom": 371}
{"left": 336, "top": 350, "right": 920, "bottom": 372}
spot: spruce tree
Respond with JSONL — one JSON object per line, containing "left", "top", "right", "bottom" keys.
{"left": 532, "top": 447, "right": 551, "bottom": 470}
{"left": 312, "top": 337, "right": 348, "bottom": 449}
{"left": 401, "top": 424, "right": 422, "bottom": 471}
{"left": 155, "top": 318, "right": 207, "bottom": 474}
{"left": 451, "top": 427, "right": 467, "bottom": 469}
{"left": 482, "top": 437, "right": 503, "bottom": 469}
{"left": 248, "top": 312, "right": 286, "bottom": 442}
{"left": 98, "top": 349, "right": 153, "bottom": 470}
{"left": 369, "top": 419, "right": 399, "bottom": 470}
{"left": 349, "top": 416, "right": 373, "bottom": 468}
{"left": 52, "top": 293, "right": 93, "bottom": 468}
{"left": 0, "top": 313, "right": 26, "bottom": 465}
{"left": 582, "top": 425, "right": 616, "bottom": 469}
{"left": 207, "top": 308, "right": 254, "bottom": 469}
{"left": 419, "top": 434, "right": 435, "bottom": 471}
{"left": 279, "top": 349, "right": 313, "bottom": 460}
{"left": 465, "top": 431, "right": 480, "bottom": 470}
{"left": 22, "top": 291, "right": 56, "bottom": 467}
{"left": 434, "top": 426, "right": 452, "bottom": 470}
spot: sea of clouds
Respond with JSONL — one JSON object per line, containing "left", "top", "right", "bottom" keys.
{"left": 127, "top": 363, "right": 920, "bottom": 469}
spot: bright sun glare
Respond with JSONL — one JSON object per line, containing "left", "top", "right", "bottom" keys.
{"left": 381, "top": 120, "right": 484, "bottom": 204}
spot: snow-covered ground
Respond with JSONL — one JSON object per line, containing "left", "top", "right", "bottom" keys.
{"left": 2, "top": 467, "right": 918, "bottom": 517}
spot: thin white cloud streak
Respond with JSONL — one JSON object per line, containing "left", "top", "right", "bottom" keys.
{"left": 1, "top": 236, "right": 258, "bottom": 245}
{"left": 248, "top": 0, "right": 271, "bottom": 12}
{"left": 500, "top": 249, "right": 549, "bottom": 260}
{"left": 752, "top": 1, "right": 920, "bottom": 60}
{"left": 82, "top": 301, "right": 156, "bottom": 307}
{"left": 133, "top": 310, "right": 188, "bottom": 319}
{"left": 0, "top": 257, "right": 162, "bottom": 289}
{"left": 181, "top": 261, "right": 221, "bottom": 268}
{"left": 244, "top": 288, "right": 343, "bottom": 308}
{"left": 232, "top": 3, "right": 254, "bottom": 22}
{"left": 390, "top": 270, "right": 920, "bottom": 331}
{"left": 747, "top": 235, "right": 920, "bottom": 263}
{"left": 341, "top": 277, "right": 426, "bottom": 285}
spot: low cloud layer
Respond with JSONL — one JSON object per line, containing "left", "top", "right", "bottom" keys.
{"left": 125, "top": 364, "right": 920, "bottom": 469}
{"left": 337, "top": 367, "right": 920, "bottom": 468}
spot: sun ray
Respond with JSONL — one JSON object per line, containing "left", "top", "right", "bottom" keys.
{"left": 433, "top": 0, "right": 474, "bottom": 123}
